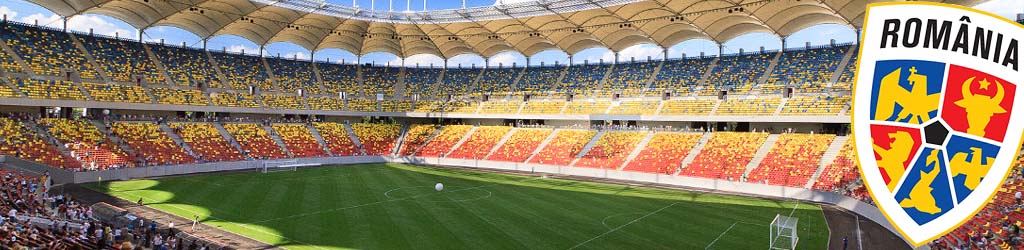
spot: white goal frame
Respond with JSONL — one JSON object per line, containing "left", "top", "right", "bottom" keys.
{"left": 769, "top": 214, "right": 799, "bottom": 250}
{"left": 261, "top": 160, "right": 299, "bottom": 173}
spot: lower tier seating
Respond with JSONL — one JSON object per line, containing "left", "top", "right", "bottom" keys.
{"left": 350, "top": 123, "right": 401, "bottom": 155}
{"left": 574, "top": 131, "right": 646, "bottom": 169}
{"left": 169, "top": 122, "right": 244, "bottom": 162}
{"left": 312, "top": 122, "right": 361, "bottom": 156}
{"left": 222, "top": 123, "right": 288, "bottom": 160}
{"left": 110, "top": 122, "right": 195, "bottom": 166}
{"left": 679, "top": 132, "right": 768, "bottom": 180}
{"left": 398, "top": 124, "right": 438, "bottom": 156}
{"left": 528, "top": 130, "right": 596, "bottom": 166}
{"left": 485, "top": 128, "right": 552, "bottom": 163}
{"left": 448, "top": 126, "right": 513, "bottom": 159}
{"left": 0, "top": 118, "right": 81, "bottom": 170}
{"left": 38, "top": 118, "right": 134, "bottom": 169}
{"left": 622, "top": 132, "right": 702, "bottom": 174}
{"left": 271, "top": 123, "right": 327, "bottom": 158}
{"left": 746, "top": 133, "right": 835, "bottom": 187}
{"left": 811, "top": 141, "right": 856, "bottom": 191}
{"left": 415, "top": 125, "right": 473, "bottom": 157}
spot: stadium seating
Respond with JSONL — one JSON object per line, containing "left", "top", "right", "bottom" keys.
{"left": 110, "top": 122, "right": 195, "bottom": 166}
{"left": 306, "top": 96, "right": 346, "bottom": 111}
{"left": 680, "top": 132, "right": 768, "bottom": 180}
{"left": 607, "top": 100, "right": 659, "bottom": 115}
{"left": 658, "top": 99, "right": 717, "bottom": 115}
{"left": 834, "top": 49, "right": 857, "bottom": 91}
{"left": 317, "top": 62, "right": 362, "bottom": 96}
{"left": 0, "top": 23, "right": 96, "bottom": 78}
{"left": 574, "top": 131, "right": 646, "bottom": 169}
{"left": 444, "top": 101, "right": 478, "bottom": 113}
{"left": 267, "top": 57, "right": 318, "bottom": 93}
{"left": 781, "top": 95, "right": 849, "bottom": 115}
{"left": 260, "top": 94, "right": 306, "bottom": 110}
{"left": 715, "top": 98, "right": 781, "bottom": 115}
{"left": 412, "top": 100, "right": 444, "bottom": 113}
{"left": 514, "top": 66, "right": 563, "bottom": 95}
{"left": 560, "top": 64, "right": 609, "bottom": 96}
{"left": 38, "top": 118, "right": 135, "bottom": 170}
{"left": 478, "top": 100, "right": 521, "bottom": 114}
{"left": 79, "top": 36, "right": 165, "bottom": 84}
{"left": 563, "top": 100, "right": 610, "bottom": 115}
{"left": 403, "top": 68, "right": 442, "bottom": 96}
{"left": 477, "top": 68, "right": 519, "bottom": 95}
{"left": 168, "top": 122, "right": 244, "bottom": 162}
{"left": 485, "top": 128, "right": 552, "bottom": 162}
{"left": 361, "top": 66, "right": 399, "bottom": 97}
{"left": 211, "top": 51, "right": 272, "bottom": 91}
{"left": 312, "top": 122, "right": 361, "bottom": 156}
{"left": 382, "top": 100, "right": 414, "bottom": 112}
{"left": 746, "top": 133, "right": 835, "bottom": 187}
{"left": 528, "top": 129, "right": 596, "bottom": 166}
{"left": 0, "top": 46, "right": 23, "bottom": 74}
{"left": 222, "top": 123, "right": 288, "bottom": 159}
{"left": 347, "top": 99, "right": 378, "bottom": 112}
{"left": 15, "top": 78, "right": 87, "bottom": 100}
{"left": 271, "top": 123, "right": 327, "bottom": 158}
{"left": 766, "top": 46, "right": 848, "bottom": 92}
{"left": 415, "top": 125, "right": 472, "bottom": 157}
{"left": 623, "top": 132, "right": 702, "bottom": 174}
{"left": 150, "top": 87, "right": 209, "bottom": 106}
{"left": 0, "top": 118, "right": 81, "bottom": 170}
{"left": 148, "top": 44, "right": 221, "bottom": 88}
{"left": 705, "top": 53, "right": 773, "bottom": 90}
{"left": 520, "top": 100, "right": 565, "bottom": 114}
{"left": 649, "top": 57, "right": 714, "bottom": 95}
{"left": 350, "top": 123, "right": 401, "bottom": 155}
{"left": 211, "top": 91, "right": 260, "bottom": 108}
{"left": 0, "top": 82, "right": 17, "bottom": 97}
{"left": 601, "top": 61, "right": 657, "bottom": 97}
{"left": 447, "top": 126, "right": 512, "bottom": 159}
{"left": 398, "top": 124, "right": 438, "bottom": 156}
{"left": 437, "top": 69, "right": 480, "bottom": 97}
{"left": 0, "top": 169, "right": 97, "bottom": 249}
{"left": 82, "top": 82, "right": 151, "bottom": 103}
{"left": 812, "top": 141, "right": 856, "bottom": 191}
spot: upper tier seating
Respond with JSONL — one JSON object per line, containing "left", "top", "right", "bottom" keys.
{"left": 0, "top": 23, "right": 96, "bottom": 78}
{"left": 607, "top": 100, "right": 659, "bottom": 115}
{"left": 528, "top": 129, "right": 596, "bottom": 166}
{"left": 82, "top": 82, "right": 151, "bottom": 103}
{"left": 515, "top": 66, "right": 563, "bottom": 94}
{"left": 350, "top": 123, "right": 401, "bottom": 155}
{"left": 211, "top": 91, "right": 260, "bottom": 108}
{"left": 211, "top": 51, "right": 271, "bottom": 90}
{"left": 15, "top": 78, "right": 86, "bottom": 100}
{"left": 746, "top": 133, "right": 835, "bottom": 187}
{"left": 0, "top": 45, "right": 23, "bottom": 74}
{"left": 438, "top": 69, "right": 480, "bottom": 97}
{"left": 398, "top": 124, "right": 438, "bottom": 156}
{"left": 222, "top": 123, "right": 288, "bottom": 159}
{"left": 479, "top": 100, "right": 521, "bottom": 114}
{"left": 705, "top": 53, "right": 773, "bottom": 90}
{"left": 444, "top": 101, "right": 478, "bottom": 113}
{"left": 766, "top": 46, "right": 848, "bottom": 92}
{"left": 834, "top": 50, "right": 858, "bottom": 91}
{"left": 485, "top": 128, "right": 552, "bottom": 162}
{"left": 79, "top": 36, "right": 164, "bottom": 83}
{"left": 679, "top": 132, "right": 768, "bottom": 180}
{"left": 623, "top": 132, "right": 702, "bottom": 174}
{"left": 560, "top": 64, "right": 610, "bottom": 96}
{"left": 151, "top": 87, "right": 209, "bottom": 106}
{"left": 271, "top": 123, "right": 327, "bottom": 158}
{"left": 448, "top": 126, "right": 512, "bottom": 159}
{"left": 412, "top": 101, "right": 444, "bottom": 113}
{"left": 658, "top": 99, "right": 717, "bottom": 115}
{"left": 477, "top": 68, "right": 519, "bottom": 95}
{"left": 312, "top": 122, "right": 361, "bottom": 156}
{"left": 715, "top": 98, "right": 781, "bottom": 115}
{"left": 347, "top": 99, "right": 378, "bottom": 112}
{"left": 361, "top": 66, "right": 398, "bottom": 97}
{"left": 260, "top": 94, "right": 305, "bottom": 110}
{"left": 267, "top": 57, "right": 318, "bottom": 93}
{"left": 403, "top": 68, "right": 442, "bottom": 96}
{"left": 602, "top": 61, "right": 658, "bottom": 97}
{"left": 0, "top": 118, "right": 80, "bottom": 170}
{"left": 110, "top": 122, "right": 195, "bottom": 166}
{"left": 563, "top": 100, "right": 610, "bottom": 115}
{"left": 812, "top": 140, "right": 856, "bottom": 191}
{"left": 0, "top": 81, "right": 17, "bottom": 97}
{"left": 520, "top": 100, "right": 565, "bottom": 114}
{"left": 306, "top": 96, "right": 345, "bottom": 111}
{"left": 148, "top": 44, "right": 221, "bottom": 88}
{"left": 38, "top": 118, "right": 134, "bottom": 170}
{"left": 317, "top": 62, "right": 361, "bottom": 96}
{"left": 781, "top": 95, "right": 849, "bottom": 115}
{"left": 382, "top": 100, "right": 414, "bottom": 112}
{"left": 415, "top": 125, "right": 473, "bottom": 157}
{"left": 574, "top": 131, "right": 646, "bottom": 169}
{"left": 169, "top": 122, "right": 244, "bottom": 162}
{"left": 649, "top": 58, "right": 714, "bottom": 95}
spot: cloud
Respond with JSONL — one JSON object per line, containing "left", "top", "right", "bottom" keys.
{"left": 975, "top": 0, "right": 1024, "bottom": 20}
{"left": 225, "top": 44, "right": 257, "bottom": 54}
{"left": 284, "top": 52, "right": 309, "bottom": 60}
{"left": 0, "top": 6, "right": 17, "bottom": 21}
{"left": 615, "top": 44, "right": 664, "bottom": 62}
{"left": 488, "top": 52, "right": 521, "bottom": 67}
{"left": 18, "top": 13, "right": 135, "bottom": 38}
{"left": 392, "top": 54, "right": 444, "bottom": 67}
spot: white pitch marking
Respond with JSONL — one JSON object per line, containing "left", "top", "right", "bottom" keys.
{"left": 705, "top": 222, "right": 738, "bottom": 249}
{"left": 567, "top": 202, "right": 678, "bottom": 250}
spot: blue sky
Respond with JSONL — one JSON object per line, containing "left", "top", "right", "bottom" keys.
{"left": 1, "top": 0, "right": 1020, "bottom": 67}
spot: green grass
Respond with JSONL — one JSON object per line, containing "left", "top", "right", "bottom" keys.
{"left": 86, "top": 163, "right": 829, "bottom": 250}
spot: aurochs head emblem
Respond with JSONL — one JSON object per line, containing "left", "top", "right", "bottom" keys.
{"left": 852, "top": 2, "right": 1024, "bottom": 246}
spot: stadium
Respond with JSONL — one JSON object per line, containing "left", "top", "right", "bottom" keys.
{"left": 0, "top": 0, "right": 1020, "bottom": 249}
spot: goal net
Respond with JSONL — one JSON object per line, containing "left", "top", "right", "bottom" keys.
{"left": 262, "top": 160, "right": 299, "bottom": 173}
{"left": 769, "top": 214, "right": 799, "bottom": 250}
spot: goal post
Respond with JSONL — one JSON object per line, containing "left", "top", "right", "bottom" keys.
{"left": 262, "top": 160, "right": 299, "bottom": 173}
{"left": 769, "top": 214, "right": 799, "bottom": 250}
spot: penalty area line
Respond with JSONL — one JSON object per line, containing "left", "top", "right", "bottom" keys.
{"left": 567, "top": 202, "right": 678, "bottom": 250}
{"left": 705, "top": 222, "right": 738, "bottom": 249}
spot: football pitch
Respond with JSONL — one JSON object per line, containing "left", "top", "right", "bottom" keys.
{"left": 87, "top": 163, "right": 829, "bottom": 250}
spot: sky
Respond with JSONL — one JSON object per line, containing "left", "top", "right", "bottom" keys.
{"left": 0, "top": 0, "right": 1021, "bottom": 68}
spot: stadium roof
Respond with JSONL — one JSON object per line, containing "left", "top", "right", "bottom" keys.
{"left": 28, "top": 0, "right": 985, "bottom": 58}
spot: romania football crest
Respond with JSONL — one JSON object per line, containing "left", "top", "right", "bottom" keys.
{"left": 853, "top": 2, "right": 1024, "bottom": 246}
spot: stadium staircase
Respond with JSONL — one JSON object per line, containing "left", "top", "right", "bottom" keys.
{"left": 343, "top": 123, "right": 366, "bottom": 155}
{"left": 524, "top": 128, "right": 559, "bottom": 163}
{"left": 805, "top": 135, "right": 850, "bottom": 188}
{"left": 0, "top": 38, "right": 34, "bottom": 77}
{"left": 260, "top": 57, "right": 283, "bottom": 92}
{"left": 88, "top": 120, "right": 139, "bottom": 160}
{"left": 66, "top": 33, "right": 111, "bottom": 83}
{"left": 410, "top": 125, "right": 445, "bottom": 156}
{"left": 828, "top": 46, "right": 859, "bottom": 87}
{"left": 424, "top": 68, "right": 446, "bottom": 98}
{"left": 159, "top": 123, "right": 199, "bottom": 158}
{"left": 505, "top": 67, "right": 528, "bottom": 99}
{"left": 708, "top": 100, "right": 723, "bottom": 115}
{"left": 0, "top": 77, "right": 25, "bottom": 97}
{"left": 213, "top": 122, "right": 251, "bottom": 160}
{"left": 773, "top": 98, "right": 788, "bottom": 116}
{"left": 755, "top": 51, "right": 783, "bottom": 86}
{"left": 696, "top": 58, "right": 719, "bottom": 87}
{"left": 569, "top": 130, "right": 606, "bottom": 167}
{"left": 22, "top": 119, "right": 75, "bottom": 157}
{"left": 444, "top": 126, "right": 478, "bottom": 157}
{"left": 676, "top": 132, "right": 713, "bottom": 175}
{"left": 543, "top": 65, "right": 571, "bottom": 98}
{"left": 70, "top": 78, "right": 95, "bottom": 101}
{"left": 393, "top": 67, "right": 407, "bottom": 98}
{"left": 391, "top": 123, "right": 409, "bottom": 155}
{"left": 618, "top": 131, "right": 655, "bottom": 170}
{"left": 514, "top": 101, "right": 526, "bottom": 115}
{"left": 203, "top": 50, "right": 231, "bottom": 90}
{"left": 483, "top": 127, "right": 518, "bottom": 159}
{"left": 589, "top": 63, "right": 616, "bottom": 97}
{"left": 263, "top": 124, "right": 293, "bottom": 157}
{"left": 652, "top": 100, "right": 667, "bottom": 115}
{"left": 742, "top": 134, "right": 780, "bottom": 179}
{"left": 140, "top": 44, "right": 177, "bottom": 86}
{"left": 306, "top": 123, "right": 333, "bottom": 156}
{"left": 639, "top": 60, "right": 666, "bottom": 97}
{"left": 354, "top": 64, "right": 366, "bottom": 98}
